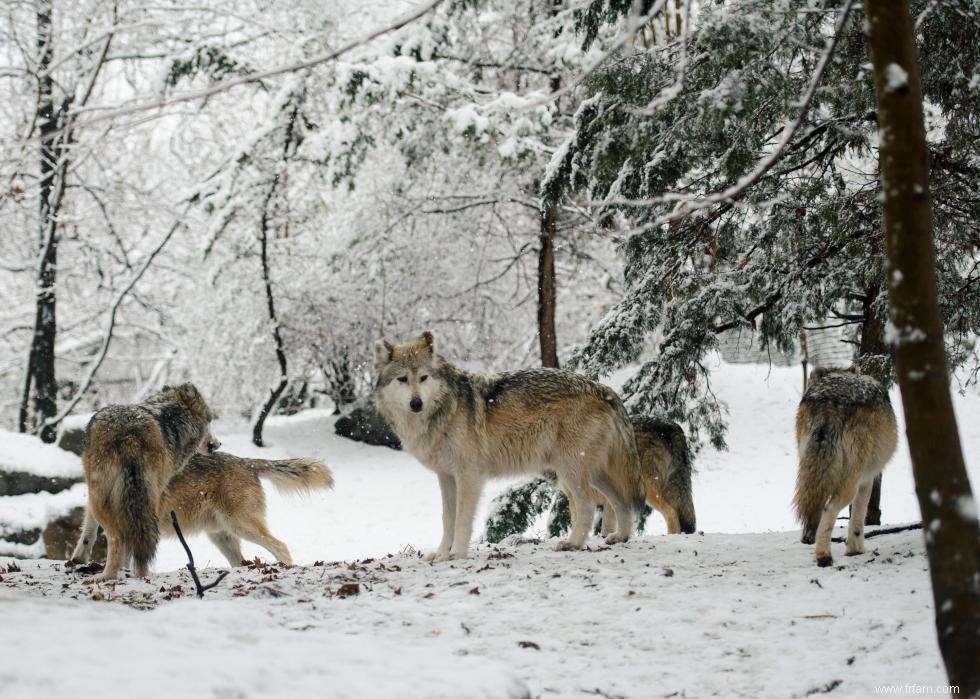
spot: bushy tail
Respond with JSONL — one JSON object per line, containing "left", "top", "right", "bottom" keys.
{"left": 794, "top": 412, "right": 845, "bottom": 537}
{"left": 604, "top": 390, "right": 646, "bottom": 516}
{"left": 242, "top": 457, "right": 334, "bottom": 494}
{"left": 118, "top": 439, "right": 159, "bottom": 575}
{"left": 663, "top": 428, "right": 697, "bottom": 534}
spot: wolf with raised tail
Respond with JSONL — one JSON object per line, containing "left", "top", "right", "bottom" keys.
{"left": 373, "top": 331, "right": 644, "bottom": 560}
{"left": 70, "top": 383, "right": 218, "bottom": 581}
{"left": 71, "top": 451, "right": 333, "bottom": 568}
{"left": 794, "top": 368, "right": 897, "bottom": 567}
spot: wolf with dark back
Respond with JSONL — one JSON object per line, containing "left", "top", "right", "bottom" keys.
{"left": 373, "top": 331, "right": 644, "bottom": 560}
{"left": 71, "top": 451, "right": 333, "bottom": 568}
{"left": 72, "top": 383, "right": 218, "bottom": 580}
{"left": 631, "top": 416, "right": 696, "bottom": 534}
{"left": 593, "top": 416, "right": 695, "bottom": 536}
{"left": 794, "top": 368, "right": 897, "bottom": 567}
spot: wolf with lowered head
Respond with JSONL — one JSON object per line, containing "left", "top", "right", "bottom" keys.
{"left": 373, "top": 331, "right": 644, "bottom": 560}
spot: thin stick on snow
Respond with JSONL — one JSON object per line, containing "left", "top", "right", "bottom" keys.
{"left": 38, "top": 206, "right": 190, "bottom": 434}
{"left": 171, "top": 510, "right": 229, "bottom": 598}
{"left": 831, "top": 522, "right": 923, "bottom": 544}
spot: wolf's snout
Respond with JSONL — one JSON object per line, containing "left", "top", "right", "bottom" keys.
{"left": 207, "top": 437, "right": 221, "bottom": 453}
{"left": 409, "top": 397, "right": 423, "bottom": 413}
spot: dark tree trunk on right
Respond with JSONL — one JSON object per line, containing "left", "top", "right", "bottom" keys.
{"left": 866, "top": 1, "right": 980, "bottom": 693}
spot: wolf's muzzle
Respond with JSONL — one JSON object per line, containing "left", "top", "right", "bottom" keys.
{"left": 409, "top": 397, "right": 423, "bottom": 413}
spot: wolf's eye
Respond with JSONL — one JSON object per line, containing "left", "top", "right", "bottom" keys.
{"left": 419, "top": 375, "right": 428, "bottom": 383}
{"left": 397, "top": 376, "right": 409, "bottom": 383}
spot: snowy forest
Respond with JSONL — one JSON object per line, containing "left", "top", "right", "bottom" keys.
{"left": 1, "top": 0, "right": 979, "bottom": 697}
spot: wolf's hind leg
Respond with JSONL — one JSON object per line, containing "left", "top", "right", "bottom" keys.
{"left": 208, "top": 531, "right": 246, "bottom": 567}
{"left": 233, "top": 517, "right": 292, "bottom": 565}
{"left": 591, "top": 473, "right": 632, "bottom": 545}
{"left": 93, "top": 527, "right": 125, "bottom": 582}
{"left": 846, "top": 479, "right": 875, "bottom": 556}
{"left": 556, "top": 478, "right": 595, "bottom": 551}
{"left": 814, "top": 483, "right": 858, "bottom": 567}
{"left": 426, "top": 473, "right": 457, "bottom": 561}
{"left": 594, "top": 492, "right": 616, "bottom": 537}
{"left": 69, "top": 507, "right": 100, "bottom": 563}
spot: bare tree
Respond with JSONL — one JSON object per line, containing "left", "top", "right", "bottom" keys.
{"left": 866, "top": 1, "right": 980, "bottom": 693}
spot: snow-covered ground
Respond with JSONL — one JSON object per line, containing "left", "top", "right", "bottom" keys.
{"left": 1, "top": 357, "right": 978, "bottom": 697}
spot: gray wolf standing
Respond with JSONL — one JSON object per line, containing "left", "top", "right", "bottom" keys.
{"left": 794, "top": 368, "right": 897, "bottom": 567}
{"left": 72, "top": 383, "right": 218, "bottom": 581}
{"left": 373, "top": 331, "right": 644, "bottom": 560}
{"left": 71, "top": 452, "right": 332, "bottom": 567}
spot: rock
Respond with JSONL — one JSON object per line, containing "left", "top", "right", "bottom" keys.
{"left": 0, "top": 470, "right": 81, "bottom": 497}
{"left": 43, "top": 506, "right": 106, "bottom": 561}
{"left": 56, "top": 425, "right": 87, "bottom": 456}
{"left": 1, "top": 527, "right": 41, "bottom": 546}
{"left": 334, "top": 399, "right": 401, "bottom": 450}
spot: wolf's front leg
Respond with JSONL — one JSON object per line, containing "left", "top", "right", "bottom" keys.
{"left": 425, "top": 473, "right": 457, "bottom": 561}
{"left": 556, "top": 479, "right": 594, "bottom": 551}
{"left": 438, "top": 472, "right": 483, "bottom": 561}
{"left": 68, "top": 506, "right": 100, "bottom": 564}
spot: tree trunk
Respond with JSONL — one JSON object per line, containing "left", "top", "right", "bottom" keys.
{"left": 537, "top": 204, "right": 559, "bottom": 368}
{"left": 31, "top": 0, "right": 62, "bottom": 444}
{"left": 866, "top": 1, "right": 980, "bottom": 693}
{"left": 252, "top": 104, "right": 301, "bottom": 447}
{"left": 251, "top": 194, "right": 289, "bottom": 447}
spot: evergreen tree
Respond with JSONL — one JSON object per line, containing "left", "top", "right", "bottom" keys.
{"left": 543, "top": 0, "right": 980, "bottom": 449}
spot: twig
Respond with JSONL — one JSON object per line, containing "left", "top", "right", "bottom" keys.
{"left": 831, "top": 522, "right": 922, "bottom": 544}
{"left": 170, "top": 510, "right": 228, "bottom": 598}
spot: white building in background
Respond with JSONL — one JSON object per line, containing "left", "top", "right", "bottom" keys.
{"left": 718, "top": 322, "right": 854, "bottom": 368}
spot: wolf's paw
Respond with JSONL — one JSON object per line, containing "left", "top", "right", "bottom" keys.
{"left": 423, "top": 549, "right": 449, "bottom": 562}
{"left": 604, "top": 533, "right": 629, "bottom": 545}
{"left": 816, "top": 554, "right": 833, "bottom": 568}
{"left": 88, "top": 572, "right": 116, "bottom": 584}
{"left": 800, "top": 532, "right": 815, "bottom": 545}
{"left": 554, "top": 540, "right": 583, "bottom": 552}
{"left": 847, "top": 536, "right": 864, "bottom": 556}
{"left": 430, "top": 551, "right": 465, "bottom": 562}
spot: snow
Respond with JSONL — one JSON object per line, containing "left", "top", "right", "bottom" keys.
{"left": 0, "top": 589, "right": 529, "bottom": 699}
{"left": 884, "top": 63, "right": 909, "bottom": 93}
{"left": 0, "top": 482, "right": 86, "bottom": 538}
{"left": 0, "top": 429, "right": 83, "bottom": 478}
{"left": 2, "top": 358, "right": 978, "bottom": 696}
{"left": 0, "top": 530, "right": 950, "bottom": 698}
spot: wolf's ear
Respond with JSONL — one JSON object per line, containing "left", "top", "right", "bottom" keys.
{"left": 177, "top": 383, "right": 201, "bottom": 402}
{"left": 373, "top": 339, "right": 394, "bottom": 371}
{"left": 420, "top": 330, "right": 434, "bottom": 355}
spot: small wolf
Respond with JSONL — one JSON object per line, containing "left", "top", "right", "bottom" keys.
{"left": 72, "top": 383, "right": 218, "bottom": 581}
{"left": 72, "top": 452, "right": 333, "bottom": 568}
{"left": 794, "top": 368, "right": 897, "bottom": 567}
{"left": 374, "top": 331, "right": 644, "bottom": 560}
